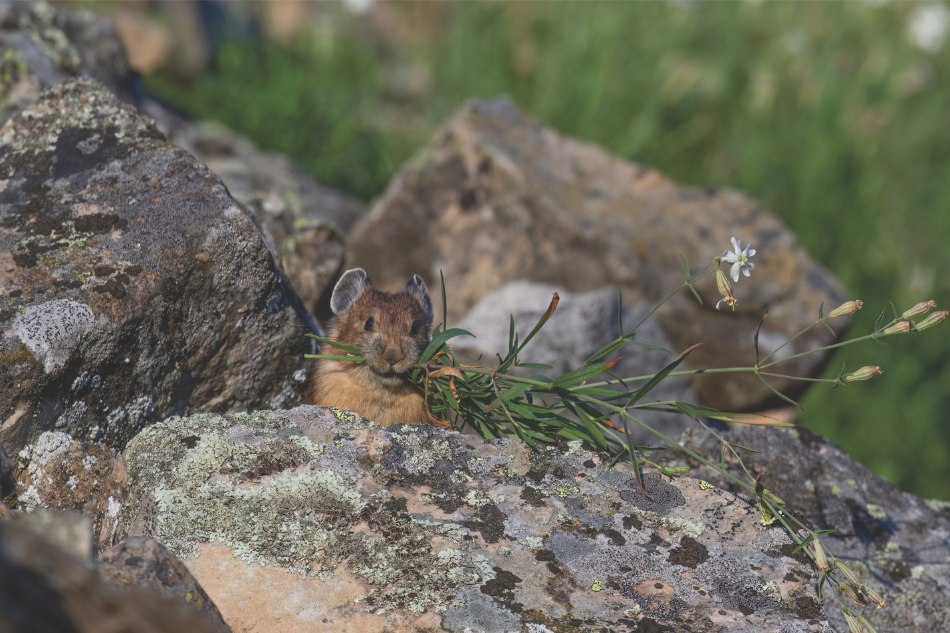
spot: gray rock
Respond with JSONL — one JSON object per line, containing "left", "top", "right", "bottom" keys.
{"left": 0, "top": 1, "right": 135, "bottom": 124}
{"left": 0, "top": 516, "right": 228, "bottom": 633}
{"left": 680, "top": 424, "right": 950, "bottom": 633}
{"left": 346, "top": 97, "right": 850, "bottom": 412}
{"left": 0, "top": 78, "right": 316, "bottom": 456}
{"left": 111, "top": 406, "right": 830, "bottom": 632}
{"left": 98, "top": 536, "right": 232, "bottom": 633}
{"left": 453, "top": 281, "right": 698, "bottom": 448}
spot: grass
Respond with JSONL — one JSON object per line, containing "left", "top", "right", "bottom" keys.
{"left": 146, "top": 1, "right": 950, "bottom": 499}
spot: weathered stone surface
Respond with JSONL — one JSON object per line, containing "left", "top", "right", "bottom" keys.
{"left": 0, "top": 78, "right": 315, "bottom": 456}
{"left": 98, "top": 536, "right": 232, "bottom": 633}
{"left": 0, "top": 1, "right": 135, "bottom": 124}
{"left": 0, "top": 513, "right": 227, "bottom": 633}
{"left": 454, "top": 281, "right": 698, "bottom": 448}
{"left": 143, "top": 108, "right": 365, "bottom": 321}
{"left": 0, "top": 441, "right": 12, "bottom": 499}
{"left": 12, "top": 430, "right": 125, "bottom": 552}
{"left": 114, "top": 406, "right": 830, "bottom": 632}
{"left": 346, "top": 98, "right": 849, "bottom": 412}
{"left": 680, "top": 425, "right": 950, "bottom": 633}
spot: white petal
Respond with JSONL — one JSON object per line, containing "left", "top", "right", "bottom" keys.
{"left": 746, "top": 261, "right": 755, "bottom": 271}
{"left": 746, "top": 248, "right": 756, "bottom": 257}
{"left": 742, "top": 266, "right": 751, "bottom": 277}
{"left": 730, "top": 262, "right": 741, "bottom": 281}
{"left": 731, "top": 237, "right": 740, "bottom": 252}
{"left": 722, "top": 252, "right": 739, "bottom": 263}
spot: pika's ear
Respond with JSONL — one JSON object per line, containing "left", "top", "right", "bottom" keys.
{"left": 406, "top": 274, "right": 434, "bottom": 324}
{"left": 331, "top": 268, "right": 371, "bottom": 315}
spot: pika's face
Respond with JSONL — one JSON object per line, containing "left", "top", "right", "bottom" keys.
{"left": 337, "top": 290, "right": 431, "bottom": 387}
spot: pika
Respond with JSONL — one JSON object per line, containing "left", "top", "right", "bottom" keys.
{"left": 306, "top": 268, "right": 434, "bottom": 427}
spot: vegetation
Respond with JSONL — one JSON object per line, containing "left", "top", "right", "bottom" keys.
{"left": 147, "top": 1, "right": 950, "bottom": 499}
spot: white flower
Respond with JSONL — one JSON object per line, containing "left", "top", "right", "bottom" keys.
{"left": 722, "top": 237, "right": 756, "bottom": 282}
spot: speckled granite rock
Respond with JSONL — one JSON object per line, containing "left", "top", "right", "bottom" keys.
{"left": 346, "top": 98, "right": 850, "bottom": 412}
{"left": 0, "top": 78, "right": 315, "bottom": 456}
{"left": 113, "top": 406, "right": 830, "bottom": 632}
{"left": 98, "top": 536, "right": 232, "bottom": 633}
{"left": 0, "top": 1, "right": 136, "bottom": 124}
{"left": 141, "top": 109, "right": 365, "bottom": 322}
{"left": 453, "top": 281, "right": 698, "bottom": 449}
{"left": 0, "top": 513, "right": 228, "bottom": 633}
{"left": 679, "top": 425, "right": 950, "bottom": 633}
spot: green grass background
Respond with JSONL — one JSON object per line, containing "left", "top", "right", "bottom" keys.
{"left": 147, "top": 1, "right": 950, "bottom": 499}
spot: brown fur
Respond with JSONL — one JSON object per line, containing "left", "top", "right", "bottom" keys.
{"left": 306, "top": 284, "right": 431, "bottom": 426}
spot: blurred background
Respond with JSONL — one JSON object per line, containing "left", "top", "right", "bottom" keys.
{"left": 86, "top": 0, "right": 950, "bottom": 499}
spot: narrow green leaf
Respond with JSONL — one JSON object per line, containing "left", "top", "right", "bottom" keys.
{"left": 564, "top": 400, "right": 607, "bottom": 449}
{"left": 483, "top": 382, "right": 532, "bottom": 412}
{"left": 889, "top": 300, "right": 898, "bottom": 322}
{"left": 440, "top": 269, "right": 447, "bottom": 327}
{"left": 623, "top": 422, "right": 650, "bottom": 496}
{"left": 508, "top": 314, "right": 515, "bottom": 353}
{"left": 419, "top": 328, "right": 474, "bottom": 363}
{"left": 305, "top": 334, "right": 362, "bottom": 355}
{"left": 688, "top": 283, "right": 703, "bottom": 306}
{"left": 753, "top": 311, "right": 768, "bottom": 366}
{"left": 673, "top": 401, "right": 697, "bottom": 419}
{"left": 586, "top": 338, "right": 629, "bottom": 363}
{"left": 518, "top": 363, "right": 553, "bottom": 369}
{"left": 820, "top": 320, "right": 836, "bottom": 338}
{"left": 552, "top": 357, "right": 623, "bottom": 388}
{"left": 756, "top": 374, "right": 803, "bottom": 410}
{"left": 515, "top": 293, "right": 559, "bottom": 355}
{"left": 874, "top": 308, "right": 885, "bottom": 332}
{"left": 818, "top": 302, "right": 824, "bottom": 320}
{"left": 681, "top": 255, "right": 691, "bottom": 280}
{"left": 626, "top": 339, "right": 672, "bottom": 354}
{"left": 623, "top": 343, "right": 703, "bottom": 409}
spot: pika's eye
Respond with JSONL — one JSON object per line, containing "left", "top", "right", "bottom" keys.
{"left": 364, "top": 316, "right": 374, "bottom": 331}
{"left": 410, "top": 320, "right": 423, "bottom": 336}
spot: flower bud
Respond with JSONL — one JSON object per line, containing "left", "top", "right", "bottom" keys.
{"left": 844, "top": 366, "right": 882, "bottom": 382}
{"left": 882, "top": 321, "right": 912, "bottom": 334}
{"left": 843, "top": 611, "right": 865, "bottom": 633}
{"left": 901, "top": 300, "right": 936, "bottom": 319}
{"left": 861, "top": 585, "right": 886, "bottom": 609}
{"left": 809, "top": 541, "right": 833, "bottom": 573}
{"left": 658, "top": 465, "right": 690, "bottom": 476}
{"left": 715, "top": 268, "right": 737, "bottom": 311}
{"left": 828, "top": 300, "right": 864, "bottom": 319}
{"left": 839, "top": 582, "right": 867, "bottom": 607}
{"left": 916, "top": 310, "right": 948, "bottom": 331}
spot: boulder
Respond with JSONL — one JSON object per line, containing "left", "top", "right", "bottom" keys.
{"left": 679, "top": 424, "right": 950, "bottom": 633}
{"left": 346, "top": 98, "right": 849, "bottom": 412}
{"left": 0, "top": 78, "right": 315, "bottom": 456}
{"left": 0, "top": 512, "right": 229, "bottom": 633}
{"left": 453, "top": 281, "right": 698, "bottom": 448}
{"left": 112, "top": 406, "right": 829, "bottom": 632}
{"left": 0, "top": 1, "right": 136, "bottom": 124}
{"left": 142, "top": 108, "right": 365, "bottom": 322}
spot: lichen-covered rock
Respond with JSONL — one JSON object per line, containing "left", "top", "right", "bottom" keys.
{"left": 0, "top": 78, "right": 315, "bottom": 456}
{"left": 115, "top": 406, "right": 830, "bottom": 632}
{"left": 98, "top": 536, "right": 232, "bottom": 633}
{"left": 142, "top": 109, "right": 365, "bottom": 322}
{"left": 346, "top": 98, "right": 849, "bottom": 412}
{"left": 680, "top": 425, "right": 950, "bottom": 633}
{"left": 453, "top": 281, "right": 698, "bottom": 448}
{"left": 0, "top": 1, "right": 135, "bottom": 124}
{"left": 0, "top": 514, "right": 228, "bottom": 633}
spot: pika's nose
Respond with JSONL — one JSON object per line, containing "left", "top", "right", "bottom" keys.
{"left": 383, "top": 348, "right": 403, "bottom": 366}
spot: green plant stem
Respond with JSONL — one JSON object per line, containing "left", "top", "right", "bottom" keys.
{"left": 758, "top": 320, "right": 819, "bottom": 364}
{"left": 758, "top": 372, "right": 837, "bottom": 384}
{"left": 758, "top": 327, "right": 897, "bottom": 369}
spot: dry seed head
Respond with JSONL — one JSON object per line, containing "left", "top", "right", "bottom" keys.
{"left": 837, "top": 561, "right": 863, "bottom": 586}
{"left": 828, "top": 300, "right": 864, "bottom": 319}
{"left": 902, "top": 300, "right": 936, "bottom": 318}
{"left": 916, "top": 310, "right": 948, "bottom": 331}
{"left": 843, "top": 611, "right": 865, "bottom": 633}
{"left": 839, "top": 582, "right": 867, "bottom": 607}
{"left": 861, "top": 585, "right": 886, "bottom": 609}
{"left": 810, "top": 541, "right": 833, "bottom": 572}
{"left": 882, "top": 321, "right": 912, "bottom": 334}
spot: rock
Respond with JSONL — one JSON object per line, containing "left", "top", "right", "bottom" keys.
{"left": 0, "top": 78, "right": 316, "bottom": 457}
{"left": 0, "top": 441, "right": 12, "bottom": 500}
{"left": 679, "top": 425, "right": 950, "bottom": 633}
{"left": 0, "top": 514, "right": 228, "bottom": 633}
{"left": 346, "top": 98, "right": 849, "bottom": 412}
{"left": 15, "top": 506, "right": 94, "bottom": 562}
{"left": 0, "top": 1, "right": 136, "bottom": 124}
{"left": 98, "top": 536, "right": 232, "bottom": 633}
{"left": 453, "top": 281, "right": 698, "bottom": 448}
{"left": 141, "top": 108, "right": 365, "bottom": 321}
{"left": 12, "top": 430, "right": 126, "bottom": 552}
{"left": 114, "top": 406, "right": 830, "bottom": 632}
